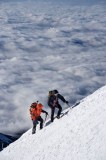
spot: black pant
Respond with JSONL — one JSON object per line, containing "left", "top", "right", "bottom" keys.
{"left": 32, "top": 116, "right": 43, "bottom": 134}
{"left": 50, "top": 104, "right": 62, "bottom": 122}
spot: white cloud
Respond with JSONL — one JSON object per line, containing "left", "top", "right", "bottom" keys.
{"left": 0, "top": 1, "right": 106, "bottom": 135}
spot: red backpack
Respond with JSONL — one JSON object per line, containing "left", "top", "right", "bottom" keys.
{"left": 29, "top": 102, "right": 43, "bottom": 120}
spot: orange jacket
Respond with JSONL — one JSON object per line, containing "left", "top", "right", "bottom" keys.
{"left": 29, "top": 103, "right": 43, "bottom": 120}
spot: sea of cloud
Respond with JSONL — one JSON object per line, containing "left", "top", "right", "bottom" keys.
{"left": 0, "top": 0, "right": 106, "bottom": 136}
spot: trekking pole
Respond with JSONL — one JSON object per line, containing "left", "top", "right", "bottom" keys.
{"left": 66, "top": 103, "right": 73, "bottom": 112}
{"left": 67, "top": 100, "right": 81, "bottom": 110}
{"left": 44, "top": 114, "right": 48, "bottom": 127}
{"left": 66, "top": 102, "right": 72, "bottom": 109}
{"left": 44, "top": 114, "right": 48, "bottom": 122}
{"left": 67, "top": 103, "right": 71, "bottom": 108}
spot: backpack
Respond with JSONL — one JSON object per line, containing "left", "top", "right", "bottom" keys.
{"left": 29, "top": 102, "right": 43, "bottom": 120}
{"left": 48, "top": 90, "right": 58, "bottom": 107}
{"left": 36, "top": 103, "right": 43, "bottom": 116}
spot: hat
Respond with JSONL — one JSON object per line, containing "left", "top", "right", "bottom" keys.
{"left": 53, "top": 90, "right": 59, "bottom": 94}
{"left": 31, "top": 102, "right": 37, "bottom": 108}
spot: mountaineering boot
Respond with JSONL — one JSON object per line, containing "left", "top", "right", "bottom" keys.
{"left": 51, "top": 117, "right": 54, "bottom": 122}
{"left": 32, "top": 126, "right": 36, "bottom": 134}
{"left": 57, "top": 115, "right": 60, "bottom": 119}
{"left": 32, "top": 130, "right": 36, "bottom": 134}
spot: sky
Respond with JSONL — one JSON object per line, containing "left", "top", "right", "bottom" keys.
{"left": 0, "top": 0, "right": 106, "bottom": 136}
{"left": 0, "top": 85, "right": 106, "bottom": 159}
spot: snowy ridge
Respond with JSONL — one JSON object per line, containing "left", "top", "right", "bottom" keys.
{"left": 0, "top": 86, "right": 106, "bottom": 160}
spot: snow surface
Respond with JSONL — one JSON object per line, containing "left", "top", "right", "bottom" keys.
{"left": 0, "top": 86, "right": 106, "bottom": 160}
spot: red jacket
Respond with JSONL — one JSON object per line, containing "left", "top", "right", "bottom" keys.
{"left": 29, "top": 103, "right": 43, "bottom": 120}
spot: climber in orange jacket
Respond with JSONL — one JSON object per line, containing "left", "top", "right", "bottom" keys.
{"left": 29, "top": 102, "right": 48, "bottom": 134}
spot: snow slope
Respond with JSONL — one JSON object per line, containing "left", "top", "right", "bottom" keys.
{"left": 0, "top": 86, "right": 106, "bottom": 160}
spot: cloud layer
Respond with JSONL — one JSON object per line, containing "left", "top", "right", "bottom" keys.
{"left": 0, "top": 1, "right": 106, "bottom": 135}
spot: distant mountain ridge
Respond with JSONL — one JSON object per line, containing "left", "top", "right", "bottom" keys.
{"left": 0, "top": 133, "right": 17, "bottom": 151}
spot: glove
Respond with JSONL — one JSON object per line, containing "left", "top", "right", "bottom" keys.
{"left": 65, "top": 101, "right": 69, "bottom": 104}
